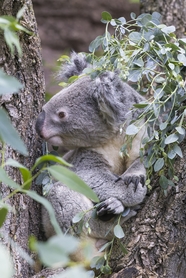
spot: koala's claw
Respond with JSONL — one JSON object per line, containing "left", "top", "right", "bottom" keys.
{"left": 115, "top": 174, "right": 145, "bottom": 191}
{"left": 96, "top": 197, "right": 124, "bottom": 221}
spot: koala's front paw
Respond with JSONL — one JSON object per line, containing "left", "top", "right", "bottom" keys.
{"left": 96, "top": 197, "right": 124, "bottom": 221}
{"left": 116, "top": 174, "right": 145, "bottom": 191}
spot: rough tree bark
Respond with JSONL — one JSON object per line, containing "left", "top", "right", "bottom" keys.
{"left": 0, "top": 0, "right": 45, "bottom": 277}
{"left": 109, "top": 1, "right": 186, "bottom": 278}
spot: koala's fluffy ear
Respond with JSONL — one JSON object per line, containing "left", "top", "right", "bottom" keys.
{"left": 92, "top": 72, "right": 127, "bottom": 128}
{"left": 58, "top": 52, "right": 88, "bottom": 81}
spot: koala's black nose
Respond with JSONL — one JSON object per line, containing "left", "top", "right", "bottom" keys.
{"left": 35, "top": 110, "right": 45, "bottom": 137}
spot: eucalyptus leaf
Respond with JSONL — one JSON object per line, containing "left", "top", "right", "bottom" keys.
{"left": 32, "top": 154, "right": 71, "bottom": 171}
{"left": 164, "top": 133, "right": 179, "bottom": 144}
{"left": 161, "top": 25, "right": 175, "bottom": 34}
{"left": 119, "top": 242, "right": 128, "bottom": 255}
{"left": 0, "top": 207, "right": 8, "bottom": 227}
{"left": 0, "top": 69, "right": 23, "bottom": 95}
{"left": 101, "top": 11, "right": 112, "bottom": 21}
{"left": 25, "top": 190, "right": 62, "bottom": 235}
{"left": 159, "top": 122, "right": 167, "bottom": 131}
{"left": 56, "top": 266, "right": 91, "bottom": 278}
{"left": 48, "top": 165, "right": 99, "bottom": 202}
{"left": 35, "top": 234, "right": 79, "bottom": 267}
{"left": 154, "top": 158, "right": 164, "bottom": 172}
{"left": 114, "top": 224, "right": 125, "bottom": 239}
{"left": 128, "top": 69, "right": 141, "bottom": 82}
{"left": 89, "top": 36, "right": 103, "bottom": 52}
{"left": 177, "top": 53, "right": 186, "bottom": 66}
{"left": 175, "top": 126, "right": 185, "bottom": 135}
{"left": 126, "top": 124, "right": 139, "bottom": 135}
{"left": 98, "top": 241, "right": 111, "bottom": 252}
{"left": 128, "top": 32, "right": 141, "bottom": 43}
{"left": 174, "top": 144, "right": 183, "bottom": 158}
{"left": 159, "top": 175, "right": 168, "bottom": 189}
{"left": 0, "top": 244, "right": 14, "bottom": 278}
{"left": 72, "top": 211, "right": 84, "bottom": 223}
{"left": 0, "top": 167, "right": 21, "bottom": 190}
{"left": 4, "top": 28, "right": 22, "bottom": 56}
{"left": 5, "top": 158, "right": 32, "bottom": 189}
{"left": 90, "top": 256, "right": 105, "bottom": 270}
{"left": 0, "top": 108, "right": 28, "bottom": 155}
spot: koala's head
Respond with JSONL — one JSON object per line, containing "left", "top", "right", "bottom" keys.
{"left": 35, "top": 53, "right": 140, "bottom": 149}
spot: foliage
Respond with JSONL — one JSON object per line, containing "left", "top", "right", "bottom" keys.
{"left": 0, "top": 6, "right": 32, "bottom": 56}
{"left": 74, "top": 11, "right": 186, "bottom": 192}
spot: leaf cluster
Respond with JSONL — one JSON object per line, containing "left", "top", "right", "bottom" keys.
{"left": 83, "top": 11, "right": 186, "bottom": 191}
{"left": 0, "top": 6, "right": 32, "bottom": 56}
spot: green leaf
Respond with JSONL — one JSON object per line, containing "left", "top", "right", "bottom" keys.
{"left": 98, "top": 241, "right": 112, "bottom": 252}
{"left": 6, "top": 158, "right": 32, "bottom": 189}
{"left": 32, "top": 154, "right": 71, "bottom": 171}
{"left": 25, "top": 190, "right": 62, "bottom": 235}
{"left": 0, "top": 108, "right": 28, "bottom": 155}
{"left": 177, "top": 53, "right": 186, "bottom": 66}
{"left": 0, "top": 244, "right": 14, "bottom": 278}
{"left": 168, "top": 148, "right": 176, "bottom": 159}
{"left": 175, "top": 126, "right": 185, "bottom": 135}
{"left": 48, "top": 165, "right": 99, "bottom": 202}
{"left": 128, "top": 69, "right": 141, "bottom": 82}
{"left": 130, "top": 12, "right": 136, "bottom": 19}
{"left": 90, "top": 256, "right": 105, "bottom": 270}
{"left": 164, "top": 133, "right": 179, "bottom": 144}
{"left": 101, "top": 265, "right": 112, "bottom": 275}
{"left": 126, "top": 124, "right": 139, "bottom": 135}
{"left": 174, "top": 144, "right": 183, "bottom": 158}
{"left": 117, "top": 17, "right": 126, "bottom": 25}
{"left": 68, "top": 75, "right": 79, "bottom": 84}
{"left": 159, "top": 122, "right": 167, "bottom": 131}
{"left": 128, "top": 32, "right": 141, "bottom": 43}
{"left": 35, "top": 235, "right": 79, "bottom": 267}
{"left": 133, "top": 103, "right": 149, "bottom": 109}
{"left": 89, "top": 36, "right": 103, "bottom": 52}
{"left": 0, "top": 207, "right": 8, "bottom": 227}
{"left": 133, "top": 57, "right": 144, "bottom": 67}
{"left": 161, "top": 25, "right": 175, "bottom": 34}
{"left": 119, "top": 242, "right": 128, "bottom": 255}
{"left": 72, "top": 211, "right": 84, "bottom": 223}
{"left": 159, "top": 175, "right": 168, "bottom": 190}
{"left": 101, "top": 11, "right": 112, "bottom": 22}
{"left": 4, "top": 28, "right": 22, "bottom": 56}
{"left": 0, "top": 69, "right": 23, "bottom": 95}
{"left": 154, "top": 158, "right": 164, "bottom": 172}
{"left": 0, "top": 167, "right": 21, "bottom": 189}
{"left": 57, "top": 266, "right": 91, "bottom": 278}
{"left": 114, "top": 224, "right": 125, "bottom": 239}
{"left": 16, "top": 7, "right": 26, "bottom": 20}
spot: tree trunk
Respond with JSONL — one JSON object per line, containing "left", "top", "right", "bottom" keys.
{"left": 109, "top": 1, "right": 186, "bottom": 278}
{"left": 0, "top": 0, "right": 45, "bottom": 277}
{"left": 109, "top": 152, "right": 186, "bottom": 278}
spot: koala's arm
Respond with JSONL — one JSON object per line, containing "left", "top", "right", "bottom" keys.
{"left": 70, "top": 150, "right": 147, "bottom": 213}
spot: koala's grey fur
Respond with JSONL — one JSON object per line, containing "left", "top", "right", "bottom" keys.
{"left": 35, "top": 52, "right": 147, "bottom": 246}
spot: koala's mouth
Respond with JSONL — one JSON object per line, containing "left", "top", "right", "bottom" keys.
{"left": 47, "top": 136, "right": 63, "bottom": 146}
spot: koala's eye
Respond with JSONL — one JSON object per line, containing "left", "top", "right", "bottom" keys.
{"left": 58, "top": 111, "right": 66, "bottom": 119}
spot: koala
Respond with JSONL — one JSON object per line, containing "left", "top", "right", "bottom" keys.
{"left": 35, "top": 52, "right": 147, "bottom": 245}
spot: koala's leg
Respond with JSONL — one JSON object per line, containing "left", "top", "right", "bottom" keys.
{"left": 42, "top": 182, "right": 93, "bottom": 237}
{"left": 42, "top": 181, "right": 124, "bottom": 242}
